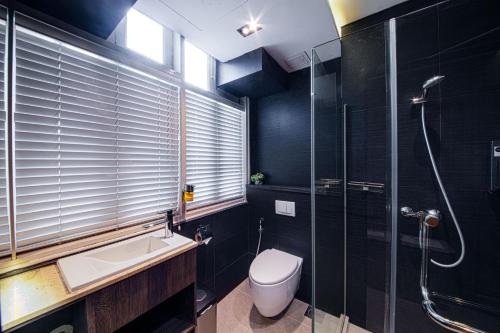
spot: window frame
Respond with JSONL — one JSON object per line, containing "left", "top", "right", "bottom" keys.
{"left": 0, "top": 7, "right": 248, "bottom": 266}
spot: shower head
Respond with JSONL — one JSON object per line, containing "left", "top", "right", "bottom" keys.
{"left": 423, "top": 75, "right": 445, "bottom": 90}
{"left": 411, "top": 75, "right": 445, "bottom": 104}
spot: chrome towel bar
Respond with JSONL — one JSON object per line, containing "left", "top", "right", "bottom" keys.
{"left": 347, "top": 181, "right": 385, "bottom": 193}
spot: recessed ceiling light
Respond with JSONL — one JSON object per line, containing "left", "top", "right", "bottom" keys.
{"left": 237, "top": 20, "right": 262, "bottom": 37}
{"left": 248, "top": 20, "right": 259, "bottom": 32}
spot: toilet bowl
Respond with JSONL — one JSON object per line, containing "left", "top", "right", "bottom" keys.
{"left": 249, "top": 249, "right": 303, "bottom": 317}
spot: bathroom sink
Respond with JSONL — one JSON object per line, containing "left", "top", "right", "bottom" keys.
{"left": 57, "top": 230, "right": 193, "bottom": 292}
{"left": 87, "top": 236, "right": 170, "bottom": 263}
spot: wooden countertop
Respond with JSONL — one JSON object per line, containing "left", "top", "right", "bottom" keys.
{"left": 0, "top": 240, "right": 197, "bottom": 332}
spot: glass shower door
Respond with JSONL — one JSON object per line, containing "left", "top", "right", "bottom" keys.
{"left": 312, "top": 20, "right": 393, "bottom": 333}
{"left": 311, "top": 40, "right": 344, "bottom": 333}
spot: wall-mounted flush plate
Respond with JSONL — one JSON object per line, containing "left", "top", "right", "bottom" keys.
{"left": 275, "top": 200, "right": 295, "bottom": 217}
{"left": 491, "top": 140, "right": 500, "bottom": 193}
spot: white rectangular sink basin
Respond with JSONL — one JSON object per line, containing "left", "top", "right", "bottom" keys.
{"left": 87, "top": 236, "right": 169, "bottom": 263}
{"left": 57, "top": 231, "right": 193, "bottom": 292}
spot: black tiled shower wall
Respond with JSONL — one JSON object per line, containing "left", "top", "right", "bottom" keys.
{"left": 341, "top": 0, "right": 500, "bottom": 332}
{"left": 312, "top": 57, "right": 344, "bottom": 317}
{"left": 314, "top": 192, "right": 344, "bottom": 316}
{"left": 341, "top": 20, "right": 390, "bottom": 332}
{"left": 394, "top": 1, "right": 500, "bottom": 331}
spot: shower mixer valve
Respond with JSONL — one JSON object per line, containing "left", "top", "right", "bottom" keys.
{"left": 401, "top": 207, "right": 441, "bottom": 228}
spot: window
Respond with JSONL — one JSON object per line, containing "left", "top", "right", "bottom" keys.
{"left": 184, "top": 40, "right": 209, "bottom": 90}
{"left": 185, "top": 91, "right": 246, "bottom": 210}
{"left": 126, "top": 9, "right": 164, "bottom": 63}
{"left": 12, "top": 26, "right": 180, "bottom": 251}
{"left": 0, "top": 13, "right": 246, "bottom": 259}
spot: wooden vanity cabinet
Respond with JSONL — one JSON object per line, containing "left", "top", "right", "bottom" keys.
{"left": 8, "top": 247, "right": 197, "bottom": 333}
{"left": 85, "top": 247, "right": 196, "bottom": 333}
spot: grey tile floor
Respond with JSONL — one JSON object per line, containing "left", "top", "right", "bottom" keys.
{"left": 217, "top": 278, "right": 371, "bottom": 333}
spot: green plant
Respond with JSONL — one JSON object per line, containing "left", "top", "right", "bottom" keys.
{"left": 251, "top": 172, "right": 265, "bottom": 184}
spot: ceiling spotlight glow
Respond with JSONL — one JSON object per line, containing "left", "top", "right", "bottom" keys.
{"left": 248, "top": 20, "right": 259, "bottom": 32}
{"left": 237, "top": 21, "right": 262, "bottom": 37}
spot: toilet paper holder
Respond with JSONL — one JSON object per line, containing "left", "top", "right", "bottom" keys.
{"left": 195, "top": 224, "right": 212, "bottom": 245}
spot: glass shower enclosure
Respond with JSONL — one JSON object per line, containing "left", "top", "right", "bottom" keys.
{"left": 311, "top": 1, "right": 500, "bottom": 332}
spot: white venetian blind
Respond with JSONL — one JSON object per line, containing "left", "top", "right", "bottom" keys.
{"left": 14, "top": 26, "right": 180, "bottom": 249}
{"left": 0, "top": 19, "right": 8, "bottom": 253}
{"left": 186, "top": 90, "right": 246, "bottom": 209}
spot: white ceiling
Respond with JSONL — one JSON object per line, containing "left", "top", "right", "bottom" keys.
{"left": 134, "top": 0, "right": 339, "bottom": 72}
{"left": 133, "top": 0, "right": 408, "bottom": 72}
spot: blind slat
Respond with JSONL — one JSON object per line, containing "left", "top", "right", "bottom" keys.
{"left": 13, "top": 26, "right": 180, "bottom": 251}
{"left": 186, "top": 90, "right": 245, "bottom": 210}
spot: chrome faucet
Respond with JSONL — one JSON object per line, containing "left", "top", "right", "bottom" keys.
{"left": 142, "top": 209, "right": 176, "bottom": 236}
{"left": 165, "top": 210, "right": 174, "bottom": 238}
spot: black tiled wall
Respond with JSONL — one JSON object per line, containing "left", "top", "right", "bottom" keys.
{"left": 250, "top": 59, "right": 342, "bottom": 187}
{"left": 247, "top": 59, "right": 343, "bottom": 312}
{"left": 246, "top": 186, "right": 312, "bottom": 303}
{"left": 178, "top": 204, "right": 251, "bottom": 300}
{"left": 249, "top": 67, "right": 311, "bottom": 187}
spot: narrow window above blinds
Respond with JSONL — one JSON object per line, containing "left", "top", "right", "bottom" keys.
{"left": 0, "top": 19, "right": 8, "bottom": 253}
{"left": 186, "top": 90, "right": 246, "bottom": 210}
{"left": 14, "top": 26, "right": 180, "bottom": 250}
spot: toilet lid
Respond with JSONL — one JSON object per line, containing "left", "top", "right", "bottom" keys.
{"left": 249, "top": 249, "right": 300, "bottom": 285}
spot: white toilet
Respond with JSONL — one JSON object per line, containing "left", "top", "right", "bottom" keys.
{"left": 249, "top": 248, "right": 303, "bottom": 317}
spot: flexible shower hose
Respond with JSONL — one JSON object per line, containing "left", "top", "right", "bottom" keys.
{"left": 421, "top": 105, "right": 465, "bottom": 268}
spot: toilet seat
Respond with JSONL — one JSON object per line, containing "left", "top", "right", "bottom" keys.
{"left": 249, "top": 249, "right": 300, "bottom": 285}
